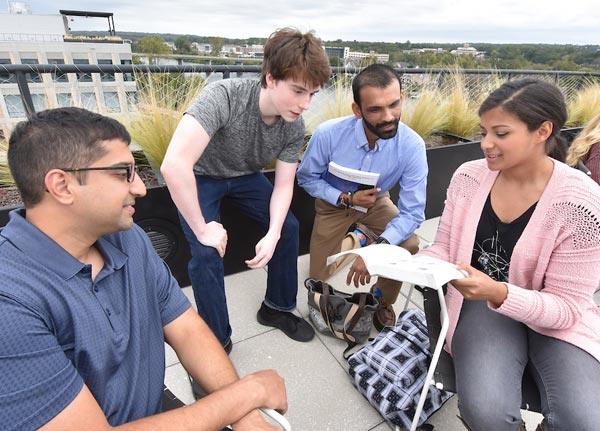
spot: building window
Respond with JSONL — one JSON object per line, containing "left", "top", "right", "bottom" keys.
{"left": 125, "top": 91, "right": 138, "bottom": 111}
{"left": 4, "top": 95, "right": 26, "bottom": 118}
{"left": 80, "top": 92, "right": 97, "bottom": 111}
{"left": 98, "top": 59, "right": 115, "bottom": 82}
{"left": 21, "top": 58, "right": 42, "bottom": 83}
{"left": 31, "top": 94, "right": 47, "bottom": 112}
{"left": 104, "top": 92, "right": 120, "bottom": 112}
{"left": 56, "top": 93, "right": 73, "bottom": 107}
{"left": 0, "top": 58, "right": 15, "bottom": 84}
{"left": 121, "top": 59, "right": 134, "bottom": 82}
{"left": 48, "top": 58, "right": 67, "bottom": 82}
{"left": 73, "top": 58, "right": 92, "bottom": 82}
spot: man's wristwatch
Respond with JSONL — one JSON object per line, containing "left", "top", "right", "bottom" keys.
{"left": 375, "top": 236, "right": 390, "bottom": 245}
{"left": 338, "top": 191, "right": 353, "bottom": 208}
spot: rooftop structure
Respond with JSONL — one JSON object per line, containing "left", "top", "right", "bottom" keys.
{"left": 450, "top": 43, "right": 486, "bottom": 59}
{"left": 325, "top": 46, "right": 389, "bottom": 65}
{"left": 0, "top": 6, "right": 136, "bottom": 138}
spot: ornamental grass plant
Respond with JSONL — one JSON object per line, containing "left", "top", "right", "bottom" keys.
{"left": 566, "top": 81, "right": 600, "bottom": 127}
{"left": 439, "top": 70, "right": 482, "bottom": 139}
{"left": 303, "top": 74, "right": 354, "bottom": 136}
{"left": 0, "top": 139, "right": 14, "bottom": 187}
{"left": 401, "top": 85, "right": 449, "bottom": 143}
{"left": 123, "top": 72, "right": 206, "bottom": 169}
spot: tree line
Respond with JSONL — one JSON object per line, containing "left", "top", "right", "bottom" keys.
{"left": 74, "top": 31, "right": 600, "bottom": 71}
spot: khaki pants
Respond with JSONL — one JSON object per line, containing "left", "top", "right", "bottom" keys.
{"left": 308, "top": 193, "right": 419, "bottom": 304}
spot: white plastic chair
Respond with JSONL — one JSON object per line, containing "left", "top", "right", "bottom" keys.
{"left": 260, "top": 408, "right": 291, "bottom": 431}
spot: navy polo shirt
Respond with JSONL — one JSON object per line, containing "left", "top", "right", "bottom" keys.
{"left": 0, "top": 209, "right": 190, "bottom": 430}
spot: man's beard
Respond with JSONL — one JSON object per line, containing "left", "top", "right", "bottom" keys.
{"left": 362, "top": 115, "right": 400, "bottom": 140}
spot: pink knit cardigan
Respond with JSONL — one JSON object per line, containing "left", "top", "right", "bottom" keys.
{"left": 420, "top": 159, "right": 600, "bottom": 362}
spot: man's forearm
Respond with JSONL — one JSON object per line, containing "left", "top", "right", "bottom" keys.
{"left": 268, "top": 183, "right": 293, "bottom": 237}
{"left": 115, "top": 379, "right": 268, "bottom": 431}
{"left": 161, "top": 164, "right": 206, "bottom": 236}
{"left": 268, "top": 160, "right": 298, "bottom": 236}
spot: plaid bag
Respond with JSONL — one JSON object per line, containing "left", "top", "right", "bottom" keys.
{"left": 347, "top": 308, "right": 453, "bottom": 429}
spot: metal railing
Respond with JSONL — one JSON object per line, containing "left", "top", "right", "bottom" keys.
{"left": 1, "top": 62, "right": 599, "bottom": 122}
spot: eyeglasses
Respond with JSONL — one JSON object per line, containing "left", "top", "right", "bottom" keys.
{"left": 61, "top": 164, "right": 138, "bottom": 183}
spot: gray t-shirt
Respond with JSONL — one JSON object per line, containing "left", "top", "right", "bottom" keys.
{"left": 186, "top": 79, "right": 305, "bottom": 178}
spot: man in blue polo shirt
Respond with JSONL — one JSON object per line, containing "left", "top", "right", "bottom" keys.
{"left": 0, "top": 107, "right": 287, "bottom": 430}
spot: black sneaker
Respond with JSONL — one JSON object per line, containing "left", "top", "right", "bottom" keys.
{"left": 257, "top": 302, "right": 315, "bottom": 342}
{"left": 189, "top": 340, "right": 233, "bottom": 400}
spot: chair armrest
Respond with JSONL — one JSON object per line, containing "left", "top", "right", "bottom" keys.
{"left": 260, "top": 408, "right": 291, "bottom": 431}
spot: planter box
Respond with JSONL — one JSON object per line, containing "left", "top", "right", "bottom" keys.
{"left": 132, "top": 185, "right": 192, "bottom": 287}
{"left": 0, "top": 141, "right": 485, "bottom": 285}
{"left": 218, "top": 170, "right": 314, "bottom": 275}
{"left": 0, "top": 203, "right": 21, "bottom": 227}
{"left": 131, "top": 172, "right": 316, "bottom": 284}
{"left": 423, "top": 140, "right": 483, "bottom": 219}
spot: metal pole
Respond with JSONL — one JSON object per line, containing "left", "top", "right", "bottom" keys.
{"left": 14, "top": 71, "right": 35, "bottom": 118}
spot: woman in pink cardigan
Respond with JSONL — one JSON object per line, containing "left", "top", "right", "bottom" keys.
{"left": 421, "top": 79, "right": 600, "bottom": 431}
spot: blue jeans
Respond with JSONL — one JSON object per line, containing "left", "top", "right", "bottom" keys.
{"left": 452, "top": 300, "right": 600, "bottom": 431}
{"left": 179, "top": 173, "right": 299, "bottom": 345}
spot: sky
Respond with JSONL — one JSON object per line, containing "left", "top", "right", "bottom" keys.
{"left": 13, "top": 0, "right": 600, "bottom": 45}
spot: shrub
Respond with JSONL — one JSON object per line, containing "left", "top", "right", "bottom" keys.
{"left": 0, "top": 139, "right": 13, "bottom": 187}
{"left": 439, "top": 70, "right": 481, "bottom": 139}
{"left": 566, "top": 81, "right": 600, "bottom": 127}
{"left": 303, "top": 74, "right": 354, "bottom": 136}
{"left": 123, "top": 72, "right": 206, "bottom": 168}
{"left": 402, "top": 85, "right": 448, "bottom": 142}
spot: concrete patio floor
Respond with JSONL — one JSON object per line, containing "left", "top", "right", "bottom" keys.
{"left": 164, "top": 217, "right": 598, "bottom": 430}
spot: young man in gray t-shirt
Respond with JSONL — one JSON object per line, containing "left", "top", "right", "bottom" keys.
{"left": 162, "top": 28, "right": 331, "bottom": 397}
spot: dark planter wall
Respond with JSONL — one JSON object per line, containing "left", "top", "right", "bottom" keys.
{"left": 219, "top": 142, "right": 485, "bottom": 277}
{"left": 0, "top": 143, "right": 484, "bottom": 286}
{"left": 4, "top": 127, "right": 583, "bottom": 286}
{"left": 219, "top": 170, "right": 315, "bottom": 275}
{"left": 132, "top": 185, "right": 192, "bottom": 287}
{"left": 0, "top": 204, "right": 19, "bottom": 227}
{"left": 131, "top": 173, "right": 316, "bottom": 284}
{"left": 422, "top": 140, "right": 483, "bottom": 219}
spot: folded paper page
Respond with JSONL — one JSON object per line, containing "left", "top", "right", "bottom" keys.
{"left": 326, "top": 244, "right": 467, "bottom": 289}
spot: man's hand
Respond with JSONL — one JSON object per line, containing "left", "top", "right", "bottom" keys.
{"left": 245, "top": 232, "right": 279, "bottom": 269}
{"left": 232, "top": 369, "right": 288, "bottom": 430}
{"left": 346, "top": 256, "right": 372, "bottom": 288}
{"left": 350, "top": 187, "right": 380, "bottom": 209}
{"left": 197, "top": 221, "right": 228, "bottom": 257}
{"left": 450, "top": 263, "right": 508, "bottom": 307}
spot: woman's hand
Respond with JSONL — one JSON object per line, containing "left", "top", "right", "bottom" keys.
{"left": 451, "top": 263, "right": 508, "bottom": 307}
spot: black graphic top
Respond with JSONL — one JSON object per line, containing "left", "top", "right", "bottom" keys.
{"left": 471, "top": 195, "right": 537, "bottom": 282}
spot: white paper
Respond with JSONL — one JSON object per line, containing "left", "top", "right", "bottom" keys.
{"left": 326, "top": 244, "right": 467, "bottom": 290}
{"left": 328, "top": 161, "right": 380, "bottom": 186}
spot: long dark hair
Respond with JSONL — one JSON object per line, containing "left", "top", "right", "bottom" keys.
{"left": 479, "top": 78, "right": 568, "bottom": 162}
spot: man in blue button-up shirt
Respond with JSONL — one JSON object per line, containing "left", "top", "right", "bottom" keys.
{"left": 0, "top": 108, "right": 287, "bottom": 431}
{"left": 297, "top": 64, "right": 428, "bottom": 330}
